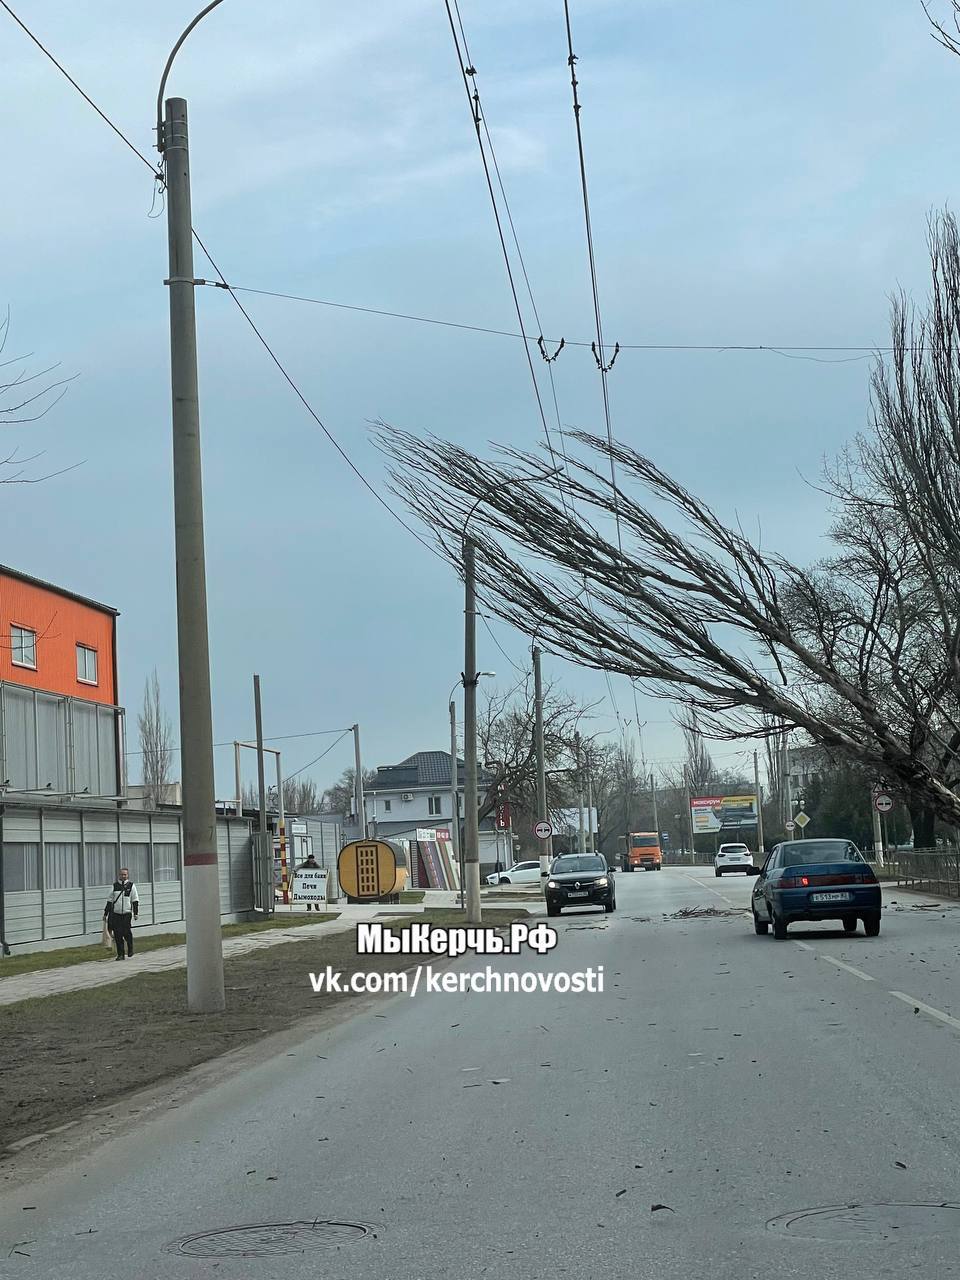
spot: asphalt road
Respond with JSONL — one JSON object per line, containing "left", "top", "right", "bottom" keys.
{"left": 4, "top": 867, "right": 960, "bottom": 1279}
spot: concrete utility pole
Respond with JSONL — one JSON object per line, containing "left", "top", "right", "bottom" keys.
{"left": 462, "top": 538, "right": 482, "bottom": 924}
{"left": 450, "top": 698, "right": 464, "bottom": 908}
{"left": 684, "top": 765, "right": 694, "bottom": 860}
{"left": 533, "top": 646, "right": 553, "bottom": 893}
{"left": 353, "top": 724, "right": 365, "bottom": 837}
{"left": 253, "top": 675, "right": 272, "bottom": 915}
{"left": 162, "top": 96, "right": 223, "bottom": 1012}
{"left": 754, "top": 749, "right": 765, "bottom": 854}
{"left": 575, "top": 732, "right": 586, "bottom": 855}
{"left": 650, "top": 770, "right": 659, "bottom": 844}
{"left": 275, "top": 750, "right": 288, "bottom": 904}
{"left": 587, "top": 765, "right": 595, "bottom": 854}
{"left": 782, "top": 729, "right": 792, "bottom": 828}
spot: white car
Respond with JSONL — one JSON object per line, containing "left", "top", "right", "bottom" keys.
{"left": 714, "top": 843, "right": 755, "bottom": 876}
{"left": 486, "top": 860, "right": 542, "bottom": 886}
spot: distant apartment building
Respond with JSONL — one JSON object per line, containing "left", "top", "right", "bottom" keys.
{"left": 787, "top": 744, "right": 828, "bottom": 798}
{"left": 0, "top": 564, "right": 123, "bottom": 798}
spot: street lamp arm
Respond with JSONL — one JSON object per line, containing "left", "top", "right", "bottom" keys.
{"left": 157, "top": 0, "right": 229, "bottom": 151}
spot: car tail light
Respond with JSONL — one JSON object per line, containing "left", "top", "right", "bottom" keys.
{"left": 780, "top": 876, "right": 801, "bottom": 888}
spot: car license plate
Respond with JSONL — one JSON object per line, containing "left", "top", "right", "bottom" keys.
{"left": 567, "top": 890, "right": 589, "bottom": 898}
{"left": 810, "top": 891, "right": 852, "bottom": 903}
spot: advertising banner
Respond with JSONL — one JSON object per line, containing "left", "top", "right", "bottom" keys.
{"left": 691, "top": 794, "right": 758, "bottom": 833}
{"left": 291, "top": 867, "right": 328, "bottom": 903}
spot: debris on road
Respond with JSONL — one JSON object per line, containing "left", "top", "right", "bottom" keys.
{"left": 651, "top": 1204, "right": 675, "bottom": 1213}
{"left": 668, "top": 907, "right": 743, "bottom": 919}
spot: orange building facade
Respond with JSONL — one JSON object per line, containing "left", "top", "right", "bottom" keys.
{"left": 0, "top": 566, "right": 118, "bottom": 705}
{"left": 0, "top": 566, "right": 122, "bottom": 799}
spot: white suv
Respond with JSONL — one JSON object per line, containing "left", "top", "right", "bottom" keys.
{"left": 714, "top": 843, "right": 754, "bottom": 876}
{"left": 486, "top": 861, "right": 541, "bottom": 886}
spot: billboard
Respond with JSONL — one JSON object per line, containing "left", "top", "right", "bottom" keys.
{"left": 691, "top": 794, "right": 758, "bottom": 833}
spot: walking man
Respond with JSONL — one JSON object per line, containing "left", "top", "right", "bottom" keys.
{"left": 104, "top": 868, "right": 139, "bottom": 959}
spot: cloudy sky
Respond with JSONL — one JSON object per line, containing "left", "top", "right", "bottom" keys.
{"left": 3, "top": 0, "right": 959, "bottom": 797}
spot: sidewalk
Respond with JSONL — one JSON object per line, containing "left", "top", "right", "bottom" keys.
{"left": 0, "top": 896, "right": 465, "bottom": 1008}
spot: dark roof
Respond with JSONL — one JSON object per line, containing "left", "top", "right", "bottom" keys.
{"left": 0, "top": 563, "right": 119, "bottom": 617}
{"left": 373, "top": 751, "right": 470, "bottom": 791}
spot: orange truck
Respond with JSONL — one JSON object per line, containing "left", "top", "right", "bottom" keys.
{"left": 622, "top": 831, "right": 662, "bottom": 872}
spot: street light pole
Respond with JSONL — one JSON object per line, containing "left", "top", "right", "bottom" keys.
{"left": 575, "top": 731, "right": 586, "bottom": 855}
{"left": 462, "top": 537, "right": 482, "bottom": 924}
{"left": 754, "top": 749, "right": 765, "bottom": 854}
{"left": 587, "top": 767, "right": 595, "bottom": 854}
{"left": 533, "top": 645, "right": 553, "bottom": 894}
{"left": 162, "top": 95, "right": 223, "bottom": 1012}
{"left": 353, "top": 724, "right": 365, "bottom": 837}
{"left": 449, "top": 696, "right": 464, "bottom": 909}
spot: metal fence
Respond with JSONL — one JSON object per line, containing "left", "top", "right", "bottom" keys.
{"left": 885, "top": 848, "right": 960, "bottom": 897}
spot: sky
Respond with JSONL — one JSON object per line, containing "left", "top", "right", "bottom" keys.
{"left": 3, "top": 0, "right": 960, "bottom": 800}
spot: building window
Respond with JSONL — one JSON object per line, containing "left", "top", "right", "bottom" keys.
{"left": 2, "top": 843, "right": 40, "bottom": 892}
{"left": 121, "top": 844, "right": 150, "bottom": 883}
{"left": 44, "top": 843, "right": 81, "bottom": 889}
{"left": 11, "top": 625, "right": 36, "bottom": 670}
{"left": 428, "top": 795, "right": 442, "bottom": 816}
{"left": 76, "top": 644, "right": 98, "bottom": 685}
{"left": 84, "top": 843, "right": 117, "bottom": 887}
{"left": 153, "top": 844, "right": 181, "bottom": 882}
{"left": 383, "top": 799, "right": 392, "bottom": 813}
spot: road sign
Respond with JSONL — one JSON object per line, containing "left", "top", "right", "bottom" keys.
{"left": 794, "top": 811, "right": 810, "bottom": 829}
{"left": 534, "top": 821, "right": 553, "bottom": 840}
{"left": 784, "top": 820, "right": 796, "bottom": 832}
{"left": 874, "top": 792, "right": 893, "bottom": 813}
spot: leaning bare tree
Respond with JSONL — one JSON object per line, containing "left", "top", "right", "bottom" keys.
{"left": 376, "top": 215, "right": 960, "bottom": 830}
{"left": 138, "top": 670, "right": 174, "bottom": 809}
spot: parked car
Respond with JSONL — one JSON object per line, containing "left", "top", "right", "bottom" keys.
{"left": 751, "top": 839, "right": 881, "bottom": 939}
{"left": 714, "top": 843, "right": 755, "bottom": 876}
{"left": 486, "top": 860, "right": 541, "bottom": 886}
{"left": 545, "top": 855, "right": 615, "bottom": 916}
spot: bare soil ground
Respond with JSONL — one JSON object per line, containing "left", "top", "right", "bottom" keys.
{"left": 0, "top": 909, "right": 528, "bottom": 1154}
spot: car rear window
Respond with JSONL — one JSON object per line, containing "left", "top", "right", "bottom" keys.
{"left": 779, "top": 840, "right": 864, "bottom": 866}
{"left": 721, "top": 845, "right": 749, "bottom": 853}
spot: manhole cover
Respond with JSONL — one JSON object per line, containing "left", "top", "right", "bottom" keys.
{"left": 166, "top": 1219, "right": 372, "bottom": 1257}
{"left": 767, "top": 1203, "right": 960, "bottom": 1241}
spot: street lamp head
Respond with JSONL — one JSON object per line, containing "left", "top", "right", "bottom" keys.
{"left": 479, "top": 671, "right": 496, "bottom": 679}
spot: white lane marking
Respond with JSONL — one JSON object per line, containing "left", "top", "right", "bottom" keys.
{"left": 889, "top": 991, "right": 960, "bottom": 1032}
{"left": 820, "top": 955, "right": 874, "bottom": 982}
{"left": 793, "top": 942, "right": 814, "bottom": 951}
{"left": 678, "top": 870, "right": 744, "bottom": 910}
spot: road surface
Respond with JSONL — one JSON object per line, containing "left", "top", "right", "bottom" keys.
{"left": 3, "top": 867, "right": 960, "bottom": 1278}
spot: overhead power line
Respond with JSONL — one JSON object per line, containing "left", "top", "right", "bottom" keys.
{"left": 284, "top": 728, "right": 354, "bottom": 782}
{"left": 444, "top": 0, "right": 625, "bottom": 730}
{"left": 0, "top": 0, "right": 161, "bottom": 178}
{"left": 224, "top": 285, "right": 886, "bottom": 362}
{"left": 124, "top": 727, "right": 353, "bottom": 758}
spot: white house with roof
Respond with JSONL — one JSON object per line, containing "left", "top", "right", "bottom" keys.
{"left": 364, "top": 751, "right": 514, "bottom": 870}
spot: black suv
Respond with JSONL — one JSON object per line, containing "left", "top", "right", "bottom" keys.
{"left": 545, "top": 855, "right": 616, "bottom": 916}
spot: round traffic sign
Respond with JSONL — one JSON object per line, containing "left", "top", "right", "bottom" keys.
{"left": 534, "top": 821, "right": 553, "bottom": 840}
{"left": 784, "top": 820, "right": 796, "bottom": 831}
{"left": 874, "top": 792, "right": 893, "bottom": 813}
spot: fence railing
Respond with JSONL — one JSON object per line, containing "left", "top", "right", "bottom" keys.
{"left": 885, "top": 848, "right": 960, "bottom": 898}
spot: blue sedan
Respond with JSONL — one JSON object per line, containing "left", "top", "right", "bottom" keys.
{"left": 751, "top": 839, "right": 882, "bottom": 939}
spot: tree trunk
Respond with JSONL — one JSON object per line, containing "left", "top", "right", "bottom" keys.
{"left": 909, "top": 801, "right": 936, "bottom": 850}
